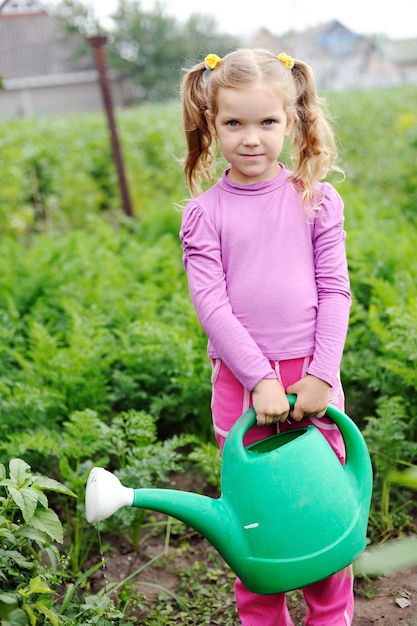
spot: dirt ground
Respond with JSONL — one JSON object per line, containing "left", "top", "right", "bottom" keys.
{"left": 353, "top": 567, "right": 417, "bottom": 625}
{"left": 88, "top": 531, "right": 417, "bottom": 625}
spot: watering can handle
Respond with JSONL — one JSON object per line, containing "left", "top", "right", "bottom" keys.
{"left": 235, "top": 394, "right": 357, "bottom": 438}
{"left": 228, "top": 394, "right": 371, "bottom": 483}
{"left": 235, "top": 394, "right": 297, "bottom": 434}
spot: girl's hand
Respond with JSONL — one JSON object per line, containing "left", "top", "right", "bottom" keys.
{"left": 252, "top": 379, "right": 290, "bottom": 425}
{"left": 286, "top": 375, "right": 330, "bottom": 421}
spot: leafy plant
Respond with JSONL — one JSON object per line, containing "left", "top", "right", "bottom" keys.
{"left": 0, "top": 458, "right": 75, "bottom": 625}
{"left": 355, "top": 464, "right": 417, "bottom": 585}
{"left": 188, "top": 442, "right": 221, "bottom": 489}
{"left": 0, "top": 411, "right": 111, "bottom": 575}
{"left": 0, "top": 407, "right": 200, "bottom": 568}
{"left": 105, "top": 409, "right": 197, "bottom": 550}
{"left": 363, "top": 397, "right": 417, "bottom": 541}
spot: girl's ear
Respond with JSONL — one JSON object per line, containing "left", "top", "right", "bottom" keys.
{"left": 285, "top": 114, "right": 295, "bottom": 137}
{"left": 205, "top": 110, "right": 217, "bottom": 137}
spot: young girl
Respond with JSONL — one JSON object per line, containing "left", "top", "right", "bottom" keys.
{"left": 179, "top": 48, "right": 353, "bottom": 626}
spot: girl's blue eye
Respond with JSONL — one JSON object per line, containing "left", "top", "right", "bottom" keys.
{"left": 263, "top": 119, "right": 275, "bottom": 126}
{"left": 227, "top": 120, "right": 239, "bottom": 127}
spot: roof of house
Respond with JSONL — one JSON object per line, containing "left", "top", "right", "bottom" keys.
{"left": 0, "top": 3, "right": 93, "bottom": 81}
{"left": 0, "top": 0, "right": 46, "bottom": 17}
{"left": 250, "top": 20, "right": 366, "bottom": 62}
{"left": 372, "top": 35, "right": 417, "bottom": 63}
{"left": 250, "top": 19, "right": 417, "bottom": 64}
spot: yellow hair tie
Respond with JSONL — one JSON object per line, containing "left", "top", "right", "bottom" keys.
{"left": 204, "top": 53, "right": 222, "bottom": 70}
{"left": 277, "top": 52, "right": 294, "bottom": 70}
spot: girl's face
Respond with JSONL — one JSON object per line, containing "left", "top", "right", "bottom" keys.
{"left": 206, "top": 83, "right": 294, "bottom": 186}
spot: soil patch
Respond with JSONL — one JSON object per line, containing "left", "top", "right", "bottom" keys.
{"left": 88, "top": 533, "right": 417, "bottom": 625}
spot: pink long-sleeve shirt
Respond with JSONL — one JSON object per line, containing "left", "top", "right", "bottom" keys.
{"left": 180, "top": 164, "right": 351, "bottom": 392}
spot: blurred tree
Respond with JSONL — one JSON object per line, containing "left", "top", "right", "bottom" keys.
{"left": 55, "top": 0, "right": 101, "bottom": 35}
{"left": 54, "top": 0, "right": 101, "bottom": 59}
{"left": 53, "top": 0, "right": 241, "bottom": 103}
{"left": 107, "top": 0, "right": 240, "bottom": 102}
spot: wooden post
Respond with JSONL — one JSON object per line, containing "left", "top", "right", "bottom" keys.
{"left": 88, "top": 35, "right": 134, "bottom": 218}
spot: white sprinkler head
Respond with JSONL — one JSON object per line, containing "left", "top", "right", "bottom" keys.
{"left": 85, "top": 467, "right": 134, "bottom": 523}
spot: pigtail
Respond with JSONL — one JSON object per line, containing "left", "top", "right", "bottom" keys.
{"left": 290, "top": 61, "right": 340, "bottom": 204}
{"left": 180, "top": 63, "right": 216, "bottom": 197}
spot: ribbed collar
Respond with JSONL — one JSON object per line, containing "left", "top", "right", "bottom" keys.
{"left": 216, "top": 163, "right": 290, "bottom": 195}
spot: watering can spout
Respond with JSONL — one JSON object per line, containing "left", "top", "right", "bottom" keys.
{"left": 132, "top": 488, "right": 227, "bottom": 549}
{"left": 85, "top": 467, "right": 134, "bottom": 523}
{"left": 85, "top": 467, "right": 229, "bottom": 553}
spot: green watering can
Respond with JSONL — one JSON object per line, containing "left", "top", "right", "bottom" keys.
{"left": 85, "top": 395, "right": 372, "bottom": 594}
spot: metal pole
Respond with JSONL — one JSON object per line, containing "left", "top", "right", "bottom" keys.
{"left": 88, "top": 35, "right": 134, "bottom": 218}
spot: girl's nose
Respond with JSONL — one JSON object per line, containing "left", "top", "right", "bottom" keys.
{"left": 243, "top": 130, "right": 260, "bottom": 146}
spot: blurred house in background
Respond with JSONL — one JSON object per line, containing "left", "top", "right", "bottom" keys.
{"left": 1, "top": 0, "right": 416, "bottom": 119}
{"left": 250, "top": 20, "right": 417, "bottom": 90}
{"left": 0, "top": 0, "right": 127, "bottom": 118}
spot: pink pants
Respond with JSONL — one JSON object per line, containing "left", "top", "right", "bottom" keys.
{"left": 211, "top": 357, "right": 354, "bottom": 626}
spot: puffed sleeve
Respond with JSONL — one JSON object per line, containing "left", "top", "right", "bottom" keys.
{"left": 180, "top": 202, "right": 276, "bottom": 391}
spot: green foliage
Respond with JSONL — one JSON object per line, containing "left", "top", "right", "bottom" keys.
{"left": 188, "top": 443, "right": 221, "bottom": 489}
{"left": 139, "top": 547, "right": 236, "bottom": 625}
{"left": 0, "top": 414, "right": 106, "bottom": 575}
{"left": 105, "top": 1, "right": 240, "bottom": 103}
{"left": 104, "top": 409, "right": 197, "bottom": 550}
{"left": 363, "top": 397, "right": 417, "bottom": 540}
{"left": 0, "top": 105, "right": 189, "bottom": 235}
{"left": 0, "top": 219, "right": 211, "bottom": 439}
{"left": 0, "top": 459, "right": 75, "bottom": 625}
{"left": 355, "top": 465, "right": 417, "bottom": 579}
{"left": 0, "top": 408, "right": 198, "bottom": 571}
{"left": 331, "top": 91, "right": 417, "bottom": 539}
{"left": 65, "top": 587, "right": 139, "bottom": 624}
{"left": 56, "top": 0, "right": 102, "bottom": 39}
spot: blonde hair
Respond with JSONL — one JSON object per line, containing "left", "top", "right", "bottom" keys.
{"left": 180, "top": 48, "right": 341, "bottom": 204}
